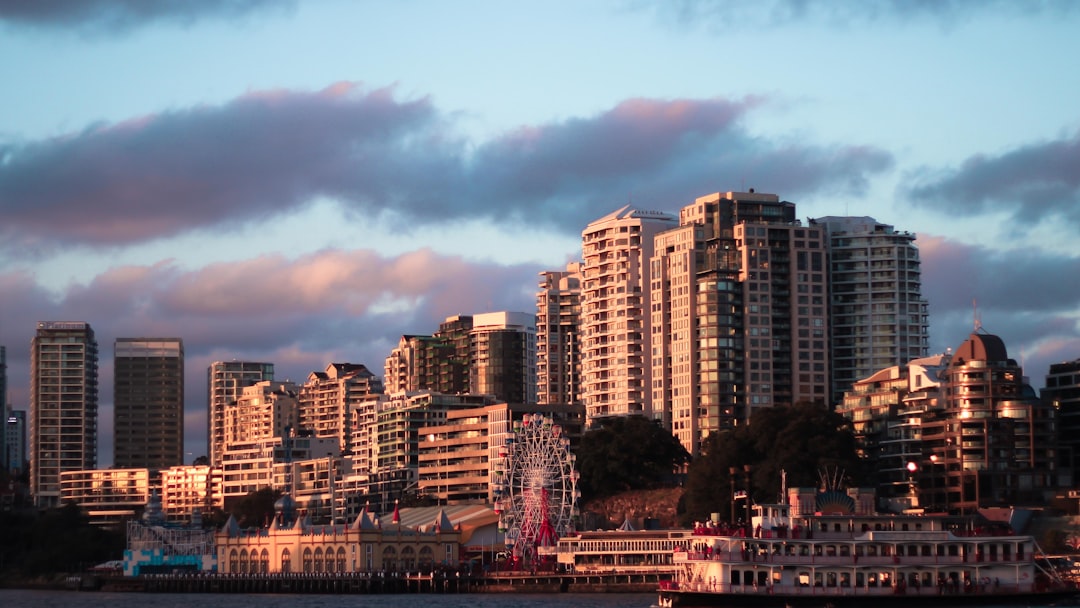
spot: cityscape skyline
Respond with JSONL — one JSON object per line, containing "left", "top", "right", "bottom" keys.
{"left": 2, "top": 1, "right": 1079, "bottom": 465}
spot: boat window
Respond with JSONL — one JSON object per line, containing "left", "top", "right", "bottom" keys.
{"left": 730, "top": 570, "right": 740, "bottom": 586}
{"left": 897, "top": 545, "right": 904, "bottom": 556}
{"left": 743, "top": 571, "right": 754, "bottom": 586}
{"left": 834, "top": 523, "right": 842, "bottom": 532}
{"left": 839, "top": 545, "right": 851, "bottom": 557}
{"left": 826, "top": 573, "right": 837, "bottom": 587}
{"left": 798, "top": 572, "right": 810, "bottom": 587}
{"left": 921, "top": 545, "right": 932, "bottom": 556}
{"left": 840, "top": 573, "right": 851, "bottom": 587}
{"left": 915, "top": 523, "right": 923, "bottom": 531}
{"left": 901, "top": 523, "right": 909, "bottom": 531}
{"left": 868, "top": 573, "right": 878, "bottom": 587}
{"left": 757, "top": 571, "right": 768, "bottom": 587}
{"left": 814, "top": 572, "right": 823, "bottom": 587}
{"left": 856, "top": 572, "right": 865, "bottom": 587}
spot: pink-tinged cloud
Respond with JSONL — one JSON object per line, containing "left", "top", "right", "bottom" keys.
{"left": 0, "top": 88, "right": 894, "bottom": 254}
{"left": 0, "top": 247, "right": 541, "bottom": 464}
{"left": 905, "top": 130, "right": 1080, "bottom": 226}
{"left": 918, "top": 233, "right": 1080, "bottom": 382}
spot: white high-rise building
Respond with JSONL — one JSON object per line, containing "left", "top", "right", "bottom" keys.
{"left": 536, "top": 263, "right": 583, "bottom": 405}
{"left": 30, "top": 321, "right": 99, "bottom": 507}
{"left": 580, "top": 206, "right": 677, "bottom": 424}
{"left": 809, "top": 216, "right": 929, "bottom": 404}
{"left": 470, "top": 311, "right": 537, "bottom": 404}
{"left": 206, "top": 360, "right": 274, "bottom": 469}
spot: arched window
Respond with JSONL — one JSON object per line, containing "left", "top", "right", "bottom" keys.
{"left": 419, "top": 546, "right": 434, "bottom": 572}
{"left": 314, "top": 547, "right": 324, "bottom": 573}
{"left": 303, "top": 548, "right": 313, "bottom": 573}
{"left": 260, "top": 549, "right": 270, "bottom": 573}
{"left": 229, "top": 549, "right": 238, "bottom": 573}
{"left": 402, "top": 546, "right": 416, "bottom": 570}
{"left": 383, "top": 546, "right": 397, "bottom": 571}
{"left": 239, "top": 549, "right": 249, "bottom": 574}
{"left": 337, "top": 547, "right": 347, "bottom": 572}
{"left": 281, "top": 548, "right": 291, "bottom": 573}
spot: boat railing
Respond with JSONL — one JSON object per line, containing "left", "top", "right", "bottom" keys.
{"left": 675, "top": 551, "right": 1024, "bottom": 566}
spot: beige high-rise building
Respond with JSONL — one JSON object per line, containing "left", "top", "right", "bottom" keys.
{"left": 580, "top": 206, "right": 677, "bottom": 424}
{"left": 30, "top": 321, "right": 98, "bottom": 508}
{"left": 809, "top": 216, "right": 929, "bottom": 405}
{"left": 536, "top": 263, "right": 584, "bottom": 405}
{"left": 207, "top": 360, "right": 274, "bottom": 468}
{"left": 299, "top": 363, "right": 382, "bottom": 456}
{"left": 651, "top": 191, "right": 830, "bottom": 455}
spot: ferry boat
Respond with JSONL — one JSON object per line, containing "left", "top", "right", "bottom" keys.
{"left": 657, "top": 486, "right": 1077, "bottom": 607}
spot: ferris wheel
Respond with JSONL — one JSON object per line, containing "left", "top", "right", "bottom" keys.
{"left": 495, "top": 413, "right": 580, "bottom": 562}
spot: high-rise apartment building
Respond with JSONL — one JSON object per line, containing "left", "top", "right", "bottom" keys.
{"left": 113, "top": 338, "right": 185, "bottom": 470}
{"left": 30, "top": 321, "right": 99, "bottom": 507}
{"left": 581, "top": 205, "right": 677, "bottom": 424}
{"left": 649, "top": 192, "right": 829, "bottom": 454}
{"left": 385, "top": 316, "right": 473, "bottom": 396}
{"left": 299, "top": 363, "right": 383, "bottom": 455}
{"left": 1043, "top": 359, "right": 1080, "bottom": 476}
{"left": 207, "top": 360, "right": 274, "bottom": 469}
{"left": 470, "top": 311, "right": 537, "bottom": 404}
{"left": 5, "top": 409, "right": 27, "bottom": 475}
{"left": 810, "top": 216, "right": 929, "bottom": 404}
{"left": 536, "top": 263, "right": 584, "bottom": 405}
{"left": 1, "top": 345, "right": 6, "bottom": 472}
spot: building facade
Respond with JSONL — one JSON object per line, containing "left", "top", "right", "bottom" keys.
{"left": 580, "top": 205, "right": 677, "bottom": 425}
{"left": 5, "top": 409, "right": 26, "bottom": 475}
{"left": 160, "top": 464, "right": 223, "bottom": 522}
{"left": 114, "top": 338, "right": 185, "bottom": 470}
{"left": 839, "top": 331, "right": 1059, "bottom": 513}
{"left": 30, "top": 321, "right": 99, "bottom": 507}
{"left": 207, "top": 360, "right": 274, "bottom": 468}
{"left": 299, "top": 363, "right": 383, "bottom": 456}
{"left": 536, "top": 263, "right": 584, "bottom": 406}
{"left": 60, "top": 467, "right": 150, "bottom": 526}
{"left": 469, "top": 311, "right": 537, "bottom": 405}
{"left": 1043, "top": 359, "right": 1080, "bottom": 479}
{"left": 810, "top": 216, "right": 929, "bottom": 405}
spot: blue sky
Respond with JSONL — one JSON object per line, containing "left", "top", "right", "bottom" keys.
{"left": 1, "top": 0, "right": 1079, "bottom": 465}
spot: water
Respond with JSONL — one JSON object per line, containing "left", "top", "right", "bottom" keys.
{"left": 0, "top": 590, "right": 657, "bottom": 608}
{"left": 0, "top": 590, "right": 1072, "bottom": 608}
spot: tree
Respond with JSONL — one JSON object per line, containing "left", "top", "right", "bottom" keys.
{"left": 679, "top": 402, "right": 866, "bottom": 526}
{"left": 575, "top": 415, "right": 690, "bottom": 502}
{"left": 228, "top": 487, "right": 282, "bottom": 528}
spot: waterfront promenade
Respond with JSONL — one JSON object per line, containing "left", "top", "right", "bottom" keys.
{"left": 99, "top": 570, "right": 667, "bottom": 594}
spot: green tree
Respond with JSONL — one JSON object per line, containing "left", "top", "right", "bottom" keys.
{"left": 228, "top": 486, "right": 282, "bottom": 528}
{"left": 680, "top": 402, "right": 866, "bottom": 525}
{"left": 575, "top": 415, "right": 690, "bottom": 502}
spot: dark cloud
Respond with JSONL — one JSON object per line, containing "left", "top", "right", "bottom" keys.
{"left": 919, "top": 234, "right": 1080, "bottom": 383}
{"left": 0, "top": 86, "right": 894, "bottom": 254}
{"left": 0, "top": 0, "right": 293, "bottom": 32}
{"left": 0, "top": 248, "right": 540, "bottom": 464}
{"left": 656, "top": 0, "right": 1079, "bottom": 29}
{"left": 904, "top": 130, "right": 1080, "bottom": 227}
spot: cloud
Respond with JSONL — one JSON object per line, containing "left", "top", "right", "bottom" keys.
{"left": 904, "top": 130, "right": 1080, "bottom": 227}
{"left": 0, "top": 85, "right": 894, "bottom": 254}
{"left": 0, "top": 0, "right": 294, "bottom": 33}
{"left": 918, "top": 233, "right": 1080, "bottom": 381}
{"left": 0, "top": 247, "right": 541, "bottom": 464}
{"left": 655, "top": 0, "right": 1080, "bottom": 29}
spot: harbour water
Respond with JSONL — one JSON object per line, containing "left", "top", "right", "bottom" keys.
{"left": 1, "top": 590, "right": 657, "bottom": 608}
{"left": 0, "top": 589, "right": 1071, "bottom": 608}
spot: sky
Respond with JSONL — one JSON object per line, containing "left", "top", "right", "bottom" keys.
{"left": 1, "top": 0, "right": 1079, "bottom": 466}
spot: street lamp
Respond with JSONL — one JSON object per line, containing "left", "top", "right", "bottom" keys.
{"left": 906, "top": 461, "right": 918, "bottom": 508}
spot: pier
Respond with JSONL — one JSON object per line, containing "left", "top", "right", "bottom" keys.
{"left": 105, "top": 571, "right": 668, "bottom": 594}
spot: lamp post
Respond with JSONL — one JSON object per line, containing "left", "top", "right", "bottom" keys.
{"left": 906, "top": 461, "right": 918, "bottom": 509}
{"left": 729, "top": 466, "right": 737, "bottom": 524}
{"left": 744, "top": 465, "right": 752, "bottom": 525}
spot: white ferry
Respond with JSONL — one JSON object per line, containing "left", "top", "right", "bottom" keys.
{"left": 657, "top": 487, "right": 1076, "bottom": 607}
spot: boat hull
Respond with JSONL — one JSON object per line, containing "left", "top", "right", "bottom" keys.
{"left": 658, "top": 588, "right": 1079, "bottom": 607}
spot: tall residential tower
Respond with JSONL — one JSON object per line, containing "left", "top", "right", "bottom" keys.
{"left": 811, "top": 216, "right": 929, "bottom": 404}
{"left": 113, "top": 338, "right": 185, "bottom": 470}
{"left": 30, "top": 321, "right": 99, "bottom": 507}
{"left": 207, "top": 360, "right": 274, "bottom": 468}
